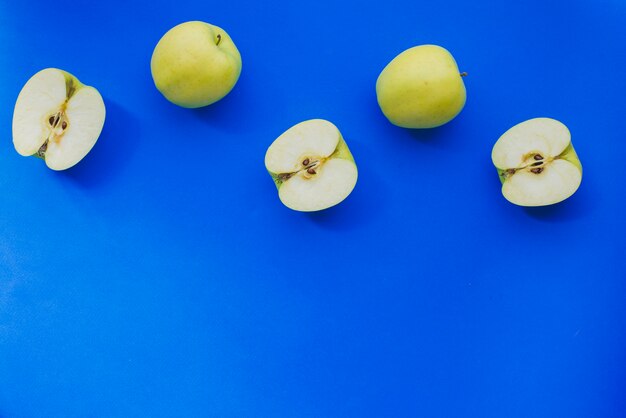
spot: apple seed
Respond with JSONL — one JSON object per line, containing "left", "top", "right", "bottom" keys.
{"left": 302, "top": 158, "right": 310, "bottom": 166}
{"left": 530, "top": 167, "right": 544, "bottom": 174}
{"left": 61, "top": 121, "right": 67, "bottom": 130}
{"left": 307, "top": 168, "right": 316, "bottom": 175}
{"left": 534, "top": 154, "right": 543, "bottom": 160}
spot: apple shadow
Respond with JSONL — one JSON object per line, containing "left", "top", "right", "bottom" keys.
{"left": 404, "top": 115, "right": 472, "bottom": 150}
{"left": 522, "top": 182, "right": 596, "bottom": 222}
{"left": 57, "top": 100, "right": 140, "bottom": 188}
{"left": 364, "top": 100, "right": 471, "bottom": 155}
{"left": 305, "top": 167, "right": 385, "bottom": 231}
{"left": 190, "top": 72, "right": 260, "bottom": 134}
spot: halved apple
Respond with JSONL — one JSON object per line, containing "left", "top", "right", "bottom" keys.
{"left": 265, "top": 119, "right": 358, "bottom": 212}
{"left": 12, "top": 68, "right": 106, "bottom": 170}
{"left": 492, "top": 117, "right": 582, "bottom": 206}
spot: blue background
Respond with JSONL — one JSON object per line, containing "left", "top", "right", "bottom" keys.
{"left": 1, "top": 0, "right": 625, "bottom": 416}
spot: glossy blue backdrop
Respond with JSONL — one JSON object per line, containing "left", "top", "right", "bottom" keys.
{"left": 1, "top": 0, "right": 625, "bottom": 417}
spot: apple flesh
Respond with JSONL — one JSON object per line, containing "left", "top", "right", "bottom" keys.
{"left": 492, "top": 117, "right": 582, "bottom": 206}
{"left": 265, "top": 119, "right": 358, "bottom": 212}
{"left": 12, "top": 68, "right": 106, "bottom": 171}
{"left": 151, "top": 21, "right": 242, "bottom": 108}
{"left": 376, "top": 44, "right": 466, "bottom": 128}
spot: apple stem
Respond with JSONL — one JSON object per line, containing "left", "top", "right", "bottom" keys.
{"left": 460, "top": 72, "right": 468, "bottom": 77}
{"left": 216, "top": 34, "right": 222, "bottom": 46}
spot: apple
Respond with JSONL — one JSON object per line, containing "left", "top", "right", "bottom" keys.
{"left": 12, "top": 68, "right": 106, "bottom": 171}
{"left": 492, "top": 117, "right": 582, "bottom": 206}
{"left": 376, "top": 44, "right": 466, "bottom": 128}
{"left": 265, "top": 119, "right": 358, "bottom": 212}
{"left": 151, "top": 21, "right": 242, "bottom": 108}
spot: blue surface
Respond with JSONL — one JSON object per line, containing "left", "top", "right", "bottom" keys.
{"left": 1, "top": 0, "right": 625, "bottom": 417}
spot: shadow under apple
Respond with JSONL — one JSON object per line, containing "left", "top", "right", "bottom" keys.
{"left": 404, "top": 115, "right": 471, "bottom": 150}
{"left": 190, "top": 72, "right": 262, "bottom": 135}
{"left": 58, "top": 100, "right": 140, "bottom": 188}
{"left": 522, "top": 182, "right": 596, "bottom": 223}
{"left": 363, "top": 86, "right": 470, "bottom": 153}
{"left": 305, "top": 167, "right": 385, "bottom": 231}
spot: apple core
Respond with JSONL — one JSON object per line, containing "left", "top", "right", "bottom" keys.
{"left": 277, "top": 157, "right": 325, "bottom": 181}
{"left": 38, "top": 110, "right": 70, "bottom": 157}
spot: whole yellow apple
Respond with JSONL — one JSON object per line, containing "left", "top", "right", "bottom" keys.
{"left": 151, "top": 21, "right": 242, "bottom": 108}
{"left": 376, "top": 45, "right": 466, "bottom": 128}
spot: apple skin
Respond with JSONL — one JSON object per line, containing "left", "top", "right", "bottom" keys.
{"left": 151, "top": 21, "right": 242, "bottom": 108}
{"left": 376, "top": 45, "right": 466, "bottom": 128}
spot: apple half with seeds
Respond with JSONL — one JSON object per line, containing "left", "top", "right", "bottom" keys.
{"left": 12, "top": 68, "right": 106, "bottom": 170}
{"left": 492, "top": 117, "right": 582, "bottom": 206}
{"left": 265, "top": 119, "right": 358, "bottom": 212}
